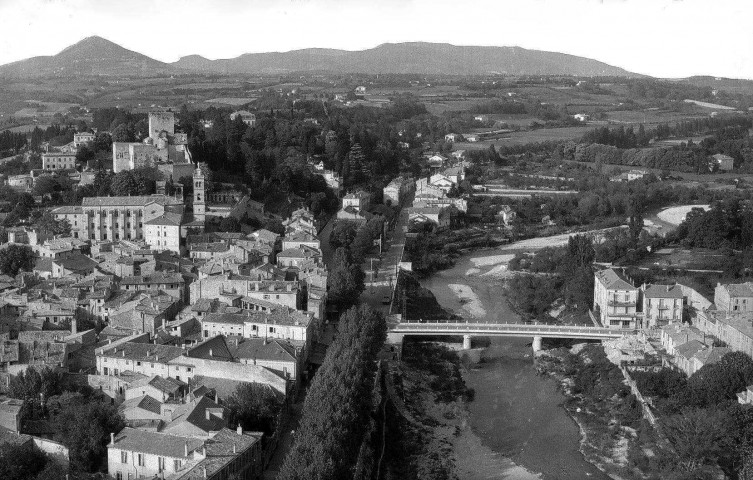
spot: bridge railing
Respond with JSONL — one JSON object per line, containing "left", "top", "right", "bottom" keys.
{"left": 392, "top": 321, "right": 634, "bottom": 336}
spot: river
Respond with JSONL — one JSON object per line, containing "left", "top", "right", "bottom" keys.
{"left": 420, "top": 249, "right": 609, "bottom": 480}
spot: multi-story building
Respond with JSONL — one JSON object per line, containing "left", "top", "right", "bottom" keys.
{"left": 119, "top": 272, "right": 186, "bottom": 302}
{"left": 190, "top": 276, "right": 300, "bottom": 310}
{"left": 200, "top": 309, "right": 315, "bottom": 364}
{"left": 642, "top": 284, "right": 684, "bottom": 328}
{"left": 714, "top": 282, "right": 753, "bottom": 313}
{"left": 342, "top": 190, "right": 371, "bottom": 213}
{"left": 112, "top": 112, "right": 192, "bottom": 176}
{"left": 53, "top": 194, "right": 184, "bottom": 242}
{"left": 593, "top": 268, "right": 640, "bottom": 329}
{"left": 73, "top": 132, "right": 95, "bottom": 147}
{"left": 144, "top": 212, "right": 183, "bottom": 254}
{"left": 383, "top": 176, "right": 414, "bottom": 206}
{"left": 695, "top": 310, "right": 753, "bottom": 358}
{"left": 42, "top": 153, "right": 76, "bottom": 170}
{"left": 7, "top": 174, "right": 33, "bottom": 190}
{"left": 229, "top": 110, "right": 257, "bottom": 127}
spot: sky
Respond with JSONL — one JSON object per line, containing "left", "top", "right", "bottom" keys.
{"left": 0, "top": 0, "right": 752, "bottom": 79}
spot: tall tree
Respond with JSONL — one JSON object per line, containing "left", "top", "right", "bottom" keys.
{"left": 0, "top": 244, "right": 35, "bottom": 276}
{"left": 328, "top": 247, "right": 365, "bottom": 310}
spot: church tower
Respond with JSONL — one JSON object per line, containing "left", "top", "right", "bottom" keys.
{"left": 193, "top": 166, "right": 206, "bottom": 221}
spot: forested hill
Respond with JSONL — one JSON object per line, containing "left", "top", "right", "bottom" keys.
{"left": 172, "top": 42, "right": 638, "bottom": 76}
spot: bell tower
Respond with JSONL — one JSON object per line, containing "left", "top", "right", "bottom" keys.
{"left": 193, "top": 167, "right": 206, "bottom": 221}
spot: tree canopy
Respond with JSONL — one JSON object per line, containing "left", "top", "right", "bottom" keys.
{"left": 278, "top": 305, "right": 386, "bottom": 480}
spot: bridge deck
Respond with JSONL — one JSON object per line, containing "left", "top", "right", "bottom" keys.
{"left": 390, "top": 322, "right": 632, "bottom": 339}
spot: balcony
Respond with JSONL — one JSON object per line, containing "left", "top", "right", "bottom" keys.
{"left": 608, "top": 300, "right": 635, "bottom": 307}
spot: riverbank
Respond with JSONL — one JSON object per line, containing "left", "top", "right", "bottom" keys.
{"left": 418, "top": 245, "right": 620, "bottom": 479}
{"left": 534, "top": 345, "right": 658, "bottom": 480}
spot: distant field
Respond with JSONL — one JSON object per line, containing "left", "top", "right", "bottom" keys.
{"left": 561, "top": 158, "right": 753, "bottom": 184}
{"left": 3, "top": 123, "right": 51, "bottom": 133}
{"left": 605, "top": 109, "right": 708, "bottom": 125}
{"left": 205, "top": 97, "right": 258, "bottom": 106}
{"left": 683, "top": 99, "right": 736, "bottom": 110}
{"left": 651, "top": 136, "right": 710, "bottom": 147}
{"left": 454, "top": 125, "right": 595, "bottom": 149}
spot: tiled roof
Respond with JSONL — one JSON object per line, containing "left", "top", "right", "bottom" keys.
{"left": 145, "top": 212, "right": 183, "bottom": 226}
{"left": 722, "top": 282, "right": 753, "bottom": 298}
{"left": 163, "top": 396, "right": 226, "bottom": 435}
{"left": 233, "top": 338, "right": 297, "bottom": 362}
{"left": 595, "top": 269, "right": 637, "bottom": 291}
{"left": 693, "top": 346, "right": 731, "bottom": 366}
{"left": 98, "top": 342, "right": 184, "bottom": 363}
{"left": 168, "top": 428, "right": 261, "bottom": 480}
{"left": 120, "top": 273, "right": 184, "bottom": 285}
{"left": 82, "top": 195, "right": 178, "bottom": 207}
{"left": 644, "top": 284, "right": 685, "bottom": 299}
{"left": 51, "top": 205, "right": 83, "bottom": 215}
{"left": 202, "top": 307, "right": 311, "bottom": 328}
{"left": 54, "top": 254, "right": 98, "bottom": 273}
{"left": 111, "top": 427, "right": 203, "bottom": 458}
{"left": 277, "top": 246, "right": 321, "bottom": 259}
{"left": 675, "top": 339, "right": 706, "bottom": 359}
{"left": 119, "top": 395, "right": 163, "bottom": 415}
{"left": 189, "top": 242, "right": 229, "bottom": 253}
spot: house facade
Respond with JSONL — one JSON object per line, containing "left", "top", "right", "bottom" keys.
{"left": 593, "top": 269, "right": 640, "bottom": 329}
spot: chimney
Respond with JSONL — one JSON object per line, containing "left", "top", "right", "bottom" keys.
{"left": 287, "top": 284, "right": 292, "bottom": 292}
{"left": 184, "top": 442, "right": 189, "bottom": 457}
{"left": 71, "top": 318, "right": 77, "bottom": 335}
{"left": 236, "top": 424, "right": 242, "bottom": 435}
{"left": 203, "top": 467, "right": 207, "bottom": 479}
{"left": 205, "top": 410, "right": 210, "bottom": 421}
{"left": 122, "top": 350, "right": 125, "bottom": 357}
{"left": 202, "top": 446, "right": 206, "bottom": 457}
{"left": 209, "top": 348, "right": 213, "bottom": 357}
{"left": 110, "top": 432, "right": 115, "bottom": 445}
{"left": 233, "top": 444, "right": 237, "bottom": 454}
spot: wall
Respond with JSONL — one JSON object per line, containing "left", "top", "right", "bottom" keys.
{"left": 148, "top": 112, "right": 175, "bottom": 139}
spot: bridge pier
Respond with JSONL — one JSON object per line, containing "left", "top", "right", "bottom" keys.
{"left": 462, "top": 335, "right": 472, "bottom": 350}
{"left": 532, "top": 336, "right": 543, "bottom": 353}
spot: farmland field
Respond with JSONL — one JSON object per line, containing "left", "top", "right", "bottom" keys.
{"left": 604, "top": 109, "right": 709, "bottom": 125}
{"left": 205, "top": 97, "right": 259, "bottom": 106}
{"left": 453, "top": 125, "right": 595, "bottom": 149}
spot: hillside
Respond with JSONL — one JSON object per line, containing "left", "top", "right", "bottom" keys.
{"left": 0, "top": 36, "right": 177, "bottom": 78}
{"left": 172, "top": 42, "right": 638, "bottom": 76}
{"left": 0, "top": 38, "right": 640, "bottom": 78}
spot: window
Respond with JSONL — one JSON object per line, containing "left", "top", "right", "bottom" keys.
{"left": 174, "top": 460, "right": 181, "bottom": 471}
{"left": 121, "top": 451, "right": 128, "bottom": 463}
{"left": 137, "top": 453, "right": 144, "bottom": 466}
{"left": 136, "top": 361, "right": 141, "bottom": 366}
{"left": 158, "top": 457, "right": 165, "bottom": 472}
{"left": 116, "top": 473, "right": 123, "bottom": 480}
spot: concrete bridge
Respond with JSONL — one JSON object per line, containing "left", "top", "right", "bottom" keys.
{"left": 387, "top": 321, "right": 633, "bottom": 352}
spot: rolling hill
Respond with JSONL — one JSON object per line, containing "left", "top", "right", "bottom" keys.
{"left": 0, "top": 36, "right": 177, "bottom": 78}
{"left": 0, "top": 37, "right": 640, "bottom": 78}
{"left": 171, "top": 42, "right": 639, "bottom": 76}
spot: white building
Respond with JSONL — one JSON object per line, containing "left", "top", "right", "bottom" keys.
{"left": 73, "top": 132, "right": 95, "bottom": 147}
{"left": 144, "top": 212, "right": 183, "bottom": 254}
{"left": 42, "top": 153, "right": 76, "bottom": 171}
{"left": 593, "top": 268, "right": 640, "bottom": 329}
{"left": 229, "top": 110, "right": 256, "bottom": 127}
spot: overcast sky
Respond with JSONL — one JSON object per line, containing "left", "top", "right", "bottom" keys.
{"left": 0, "top": 0, "right": 751, "bottom": 79}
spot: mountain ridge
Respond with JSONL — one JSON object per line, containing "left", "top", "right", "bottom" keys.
{"left": 0, "top": 36, "right": 642, "bottom": 78}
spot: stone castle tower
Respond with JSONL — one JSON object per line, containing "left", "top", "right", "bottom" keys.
{"left": 193, "top": 167, "right": 206, "bottom": 221}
